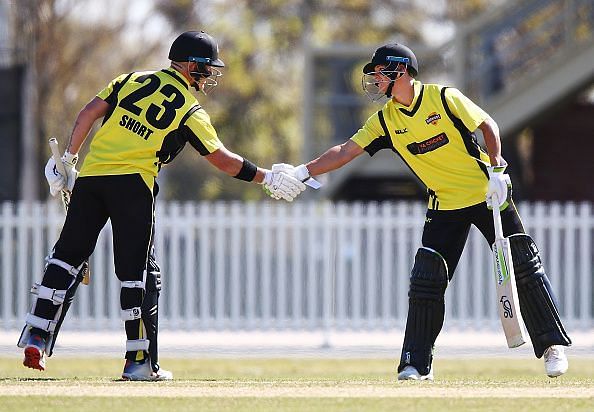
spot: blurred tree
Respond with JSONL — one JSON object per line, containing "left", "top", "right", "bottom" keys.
{"left": 19, "top": 0, "right": 456, "bottom": 200}
{"left": 445, "top": 0, "right": 496, "bottom": 21}
{"left": 14, "top": 0, "right": 162, "bottom": 199}
{"left": 153, "top": 0, "right": 430, "bottom": 200}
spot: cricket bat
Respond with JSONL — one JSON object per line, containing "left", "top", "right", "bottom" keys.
{"left": 491, "top": 193, "right": 526, "bottom": 348}
{"left": 48, "top": 138, "right": 90, "bottom": 285}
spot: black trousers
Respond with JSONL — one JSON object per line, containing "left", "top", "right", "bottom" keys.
{"left": 34, "top": 174, "right": 155, "bottom": 360}
{"left": 54, "top": 174, "right": 154, "bottom": 279}
{"left": 422, "top": 200, "right": 525, "bottom": 279}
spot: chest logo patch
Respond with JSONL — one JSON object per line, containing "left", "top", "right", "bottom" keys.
{"left": 425, "top": 112, "right": 442, "bottom": 125}
{"left": 407, "top": 132, "right": 449, "bottom": 155}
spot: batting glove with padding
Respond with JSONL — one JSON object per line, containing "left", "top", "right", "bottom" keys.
{"left": 262, "top": 170, "right": 306, "bottom": 202}
{"left": 44, "top": 152, "right": 79, "bottom": 197}
{"left": 60, "top": 152, "right": 79, "bottom": 192}
{"left": 486, "top": 164, "right": 512, "bottom": 210}
{"left": 44, "top": 157, "right": 66, "bottom": 197}
{"left": 272, "top": 163, "right": 321, "bottom": 189}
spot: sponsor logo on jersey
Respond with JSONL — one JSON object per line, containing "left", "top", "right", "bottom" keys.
{"left": 395, "top": 128, "right": 408, "bottom": 134}
{"left": 407, "top": 132, "right": 449, "bottom": 155}
{"left": 425, "top": 112, "right": 441, "bottom": 125}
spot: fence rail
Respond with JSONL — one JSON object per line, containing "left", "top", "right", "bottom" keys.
{"left": 0, "top": 201, "right": 592, "bottom": 333}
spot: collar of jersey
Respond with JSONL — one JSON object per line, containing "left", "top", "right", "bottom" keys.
{"left": 391, "top": 80, "right": 423, "bottom": 117}
{"left": 162, "top": 67, "right": 190, "bottom": 89}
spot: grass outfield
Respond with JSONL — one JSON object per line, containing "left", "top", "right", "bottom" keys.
{"left": 0, "top": 357, "right": 592, "bottom": 411}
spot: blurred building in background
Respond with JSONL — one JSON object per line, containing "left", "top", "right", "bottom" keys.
{"left": 1, "top": 0, "right": 593, "bottom": 202}
{"left": 0, "top": 1, "right": 28, "bottom": 201}
{"left": 306, "top": 0, "right": 594, "bottom": 202}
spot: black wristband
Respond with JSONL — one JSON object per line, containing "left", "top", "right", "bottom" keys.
{"left": 234, "top": 158, "right": 258, "bottom": 182}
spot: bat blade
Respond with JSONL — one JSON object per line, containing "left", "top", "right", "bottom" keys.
{"left": 492, "top": 236, "right": 527, "bottom": 348}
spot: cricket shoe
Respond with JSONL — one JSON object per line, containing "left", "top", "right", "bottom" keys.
{"left": 122, "top": 359, "right": 173, "bottom": 381}
{"left": 544, "top": 345, "right": 568, "bottom": 377}
{"left": 23, "top": 334, "right": 47, "bottom": 371}
{"left": 397, "top": 365, "right": 434, "bottom": 381}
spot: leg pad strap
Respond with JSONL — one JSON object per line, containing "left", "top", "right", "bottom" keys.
{"left": 31, "top": 283, "right": 66, "bottom": 305}
{"left": 126, "top": 339, "right": 150, "bottom": 352}
{"left": 24, "top": 313, "right": 57, "bottom": 333}
{"left": 121, "top": 307, "right": 143, "bottom": 321}
{"left": 122, "top": 280, "right": 145, "bottom": 289}
{"left": 46, "top": 257, "right": 85, "bottom": 277}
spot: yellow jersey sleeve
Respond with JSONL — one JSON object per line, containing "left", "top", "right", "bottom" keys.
{"left": 184, "top": 108, "right": 223, "bottom": 155}
{"left": 350, "top": 111, "right": 391, "bottom": 156}
{"left": 96, "top": 73, "right": 131, "bottom": 102}
{"left": 443, "top": 88, "right": 488, "bottom": 132}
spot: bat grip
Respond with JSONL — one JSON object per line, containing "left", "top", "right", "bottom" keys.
{"left": 48, "top": 138, "right": 71, "bottom": 211}
{"left": 492, "top": 192, "right": 504, "bottom": 241}
{"left": 49, "top": 138, "right": 68, "bottom": 177}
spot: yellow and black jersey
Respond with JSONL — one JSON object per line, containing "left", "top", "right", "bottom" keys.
{"left": 79, "top": 68, "right": 222, "bottom": 189}
{"left": 351, "top": 80, "right": 491, "bottom": 210}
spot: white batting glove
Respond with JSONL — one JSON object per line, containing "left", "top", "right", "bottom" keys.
{"left": 262, "top": 170, "right": 306, "bottom": 202}
{"left": 44, "top": 152, "right": 79, "bottom": 196}
{"left": 61, "top": 152, "right": 79, "bottom": 192}
{"left": 272, "top": 163, "right": 307, "bottom": 180}
{"left": 44, "top": 157, "right": 66, "bottom": 197}
{"left": 486, "top": 164, "right": 512, "bottom": 210}
{"left": 272, "top": 163, "right": 321, "bottom": 189}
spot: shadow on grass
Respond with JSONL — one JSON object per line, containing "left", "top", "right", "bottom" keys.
{"left": 0, "top": 377, "right": 67, "bottom": 382}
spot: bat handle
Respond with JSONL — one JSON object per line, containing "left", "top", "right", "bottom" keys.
{"left": 48, "top": 138, "right": 68, "bottom": 177}
{"left": 492, "top": 192, "right": 504, "bottom": 241}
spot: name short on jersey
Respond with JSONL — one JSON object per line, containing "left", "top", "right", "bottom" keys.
{"left": 119, "top": 114, "right": 154, "bottom": 140}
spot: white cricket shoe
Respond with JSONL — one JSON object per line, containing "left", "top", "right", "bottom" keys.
{"left": 122, "top": 359, "right": 173, "bottom": 381}
{"left": 544, "top": 345, "right": 568, "bottom": 377}
{"left": 397, "top": 365, "right": 434, "bottom": 381}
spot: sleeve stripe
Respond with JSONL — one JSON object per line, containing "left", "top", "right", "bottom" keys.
{"left": 181, "top": 105, "right": 215, "bottom": 156}
{"left": 440, "top": 87, "right": 489, "bottom": 178}
{"left": 363, "top": 110, "right": 395, "bottom": 156}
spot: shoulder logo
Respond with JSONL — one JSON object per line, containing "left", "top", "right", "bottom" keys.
{"left": 425, "top": 112, "right": 441, "bottom": 125}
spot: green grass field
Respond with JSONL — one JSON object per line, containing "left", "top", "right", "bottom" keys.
{"left": 1, "top": 357, "right": 593, "bottom": 411}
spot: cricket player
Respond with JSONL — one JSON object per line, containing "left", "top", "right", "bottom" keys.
{"left": 276, "top": 43, "right": 571, "bottom": 380}
{"left": 18, "top": 30, "right": 306, "bottom": 380}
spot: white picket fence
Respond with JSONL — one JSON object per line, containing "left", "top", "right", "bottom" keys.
{"left": 0, "top": 200, "right": 592, "bottom": 333}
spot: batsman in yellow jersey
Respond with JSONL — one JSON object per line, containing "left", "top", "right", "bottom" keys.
{"left": 19, "top": 30, "right": 306, "bottom": 380}
{"left": 276, "top": 43, "right": 571, "bottom": 380}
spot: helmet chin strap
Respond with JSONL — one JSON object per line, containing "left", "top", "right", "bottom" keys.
{"left": 189, "top": 78, "right": 202, "bottom": 93}
{"left": 384, "top": 71, "right": 405, "bottom": 97}
{"left": 171, "top": 61, "right": 206, "bottom": 93}
{"left": 385, "top": 81, "right": 395, "bottom": 97}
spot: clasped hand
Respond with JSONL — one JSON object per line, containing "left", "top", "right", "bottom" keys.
{"left": 262, "top": 169, "right": 306, "bottom": 202}
{"left": 44, "top": 152, "right": 79, "bottom": 196}
{"left": 486, "top": 164, "right": 512, "bottom": 210}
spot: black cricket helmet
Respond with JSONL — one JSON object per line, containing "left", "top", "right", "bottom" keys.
{"left": 169, "top": 31, "right": 224, "bottom": 93}
{"left": 361, "top": 43, "right": 418, "bottom": 101}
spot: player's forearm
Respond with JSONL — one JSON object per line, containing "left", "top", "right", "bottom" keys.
{"left": 205, "top": 146, "right": 267, "bottom": 183}
{"left": 305, "top": 141, "right": 363, "bottom": 176}
{"left": 67, "top": 97, "right": 109, "bottom": 154}
{"left": 480, "top": 116, "right": 504, "bottom": 166}
{"left": 67, "top": 113, "right": 93, "bottom": 154}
